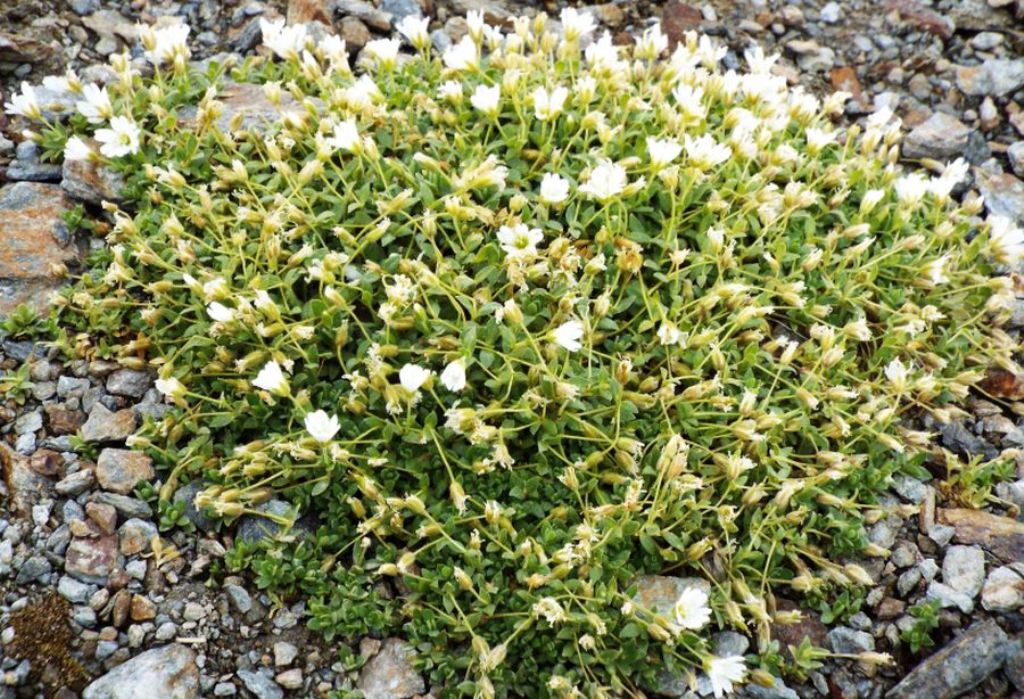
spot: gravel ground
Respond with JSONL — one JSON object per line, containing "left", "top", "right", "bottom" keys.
{"left": 3, "top": 0, "right": 1024, "bottom": 697}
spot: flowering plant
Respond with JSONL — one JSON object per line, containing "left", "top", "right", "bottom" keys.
{"left": 13, "top": 9, "right": 1022, "bottom": 697}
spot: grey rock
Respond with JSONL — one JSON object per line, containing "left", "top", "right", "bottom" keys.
{"left": 55, "top": 469, "right": 95, "bottom": 496}
{"left": 745, "top": 677, "right": 799, "bottom": 699}
{"left": 62, "top": 156, "right": 126, "bottom": 206}
{"left": 357, "top": 638, "right": 426, "bottom": 699}
{"left": 975, "top": 169, "right": 1024, "bottom": 224}
{"left": 943, "top": 545, "right": 986, "bottom": 598}
{"left": 105, "top": 369, "right": 153, "bottom": 398}
{"left": 96, "top": 448, "right": 154, "bottom": 495}
{"left": 275, "top": 669, "right": 303, "bottom": 690}
{"left": 237, "top": 669, "right": 283, "bottom": 699}
{"left": 940, "top": 422, "right": 998, "bottom": 460}
{"left": 173, "top": 481, "right": 217, "bottom": 532}
{"left": 826, "top": 626, "right": 874, "bottom": 654}
{"left": 213, "top": 683, "right": 237, "bottom": 697}
{"left": 892, "top": 475, "right": 928, "bottom": 503}
{"left": 929, "top": 524, "right": 957, "bottom": 548}
{"left": 225, "top": 584, "right": 253, "bottom": 614}
{"left": 81, "top": 403, "right": 137, "bottom": 443}
{"left": 90, "top": 492, "right": 153, "bottom": 519}
{"left": 957, "top": 59, "right": 1024, "bottom": 97}
{"left": 15, "top": 554, "right": 52, "bottom": 584}
{"left": 58, "top": 574, "right": 94, "bottom": 603}
{"left": 83, "top": 644, "right": 199, "bottom": 699}
{"left": 926, "top": 580, "right": 975, "bottom": 614}
{"left": 74, "top": 605, "right": 98, "bottom": 627}
{"left": 380, "top": 0, "right": 421, "bottom": 22}
{"left": 15, "top": 410, "right": 43, "bottom": 435}
{"left": 7, "top": 141, "right": 61, "bottom": 183}
{"left": 236, "top": 499, "right": 302, "bottom": 545}
{"left": 58, "top": 376, "right": 91, "bottom": 397}
{"left": 887, "top": 620, "right": 1013, "bottom": 699}
{"left": 274, "top": 641, "right": 298, "bottom": 667}
{"left": 155, "top": 622, "right": 177, "bottom": 641}
{"left": 1009, "top": 143, "right": 1024, "bottom": 179}
{"left": 981, "top": 566, "right": 1024, "bottom": 612}
{"left": 335, "top": 0, "right": 393, "bottom": 31}
{"left": 70, "top": 0, "right": 101, "bottom": 15}
{"left": 903, "top": 112, "right": 974, "bottom": 161}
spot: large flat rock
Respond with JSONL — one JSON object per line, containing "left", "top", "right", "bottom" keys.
{"left": 0, "top": 182, "right": 78, "bottom": 316}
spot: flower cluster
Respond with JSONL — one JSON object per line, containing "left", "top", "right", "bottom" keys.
{"left": 34, "top": 8, "right": 1019, "bottom": 698}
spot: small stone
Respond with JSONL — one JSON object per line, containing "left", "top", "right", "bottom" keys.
{"left": 661, "top": 0, "right": 703, "bottom": 47}
{"left": 183, "top": 602, "right": 206, "bottom": 622}
{"left": 275, "top": 669, "right": 303, "bottom": 690}
{"left": 980, "top": 97, "right": 1000, "bottom": 132}
{"left": 274, "top": 641, "right": 299, "bottom": 667}
{"left": 237, "top": 669, "right": 284, "bottom": 699}
{"left": 357, "top": 638, "right": 426, "bottom": 699}
{"left": 225, "top": 584, "right": 253, "bottom": 614}
{"left": 96, "top": 448, "right": 154, "bottom": 495}
{"left": 379, "top": 0, "right": 421, "bottom": 22}
{"left": 131, "top": 594, "right": 157, "bottom": 621}
{"left": 91, "top": 492, "right": 153, "bottom": 519}
{"left": 236, "top": 500, "right": 304, "bottom": 545}
{"left": 826, "top": 626, "right": 874, "bottom": 654}
{"left": 820, "top": 2, "right": 841, "bottom": 22}
{"left": 47, "top": 405, "right": 87, "bottom": 435}
{"left": 926, "top": 580, "right": 975, "bottom": 614}
{"left": 155, "top": 621, "right": 177, "bottom": 641}
{"left": 65, "top": 534, "right": 119, "bottom": 583}
{"left": 213, "top": 683, "right": 237, "bottom": 697}
{"left": 943, "top": 545, "right": 986, "bottom": 598}
{"left": 892, "top": 475, "right": 928, "bottom": 503}
{"left": 939, "top": 508, "right": 1024, "bottom": 564}
{"left": 981, "top": 566, "right": 1024, "bottom": 612}
{"left": 903, "top": 112, "right": 973, "bottom": 161}
{"left": 118, "top": 518, "right": 157, "bottom": 556}
{"left": 105, "top": 369, "right": 153, "bottom": 398}
{"left": 287, "top": 0, "right": 332, "bottom": 24}
{"left": 58, "top": 575, "right": 94, "bottom": 603}
{"left": 172, "top": 481, "right": 217, "bottom": 532}
{"left": 15, "top": 554, "right": 52, "bottom": 584}
{"left": 82, "top": 644, "right": 199, "bottom": 699}
{"left": 957, "top": 59, "right": 1024, "bottom": 97}
{"left": 61, "top": 155, "right": 125, "bottom": 206}
{"left": 1008, "top": 143, "right": 1024, "bottom": 178}
{"left": 877, "top": 597, "right": 905, "bottom": 619}
{"left": 335, "top": 0, "right": 393, "bottom": 31}
{"left": 81, "top": 403, "right": 137, "bottom": 443}
{"left": 339, "top": 16, "right": 371, "bottom": 51}
{"left": 86, "top": 502, "right": 118, "bottom": 535}
{"left": 887, "top": 619, "right": 1012, "bottom": 699}
{"left": 929, "top": 524, "right": 956, "bottom": 548}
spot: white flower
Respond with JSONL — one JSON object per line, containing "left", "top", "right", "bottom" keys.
{"left": 206, "top": 302, "right": 235, "bottom": 322}
{"left": 672, "top": 587, "right": 711, "bottom": 631}
{"left": 884, "top": 358, "right": 909, "bottom": 391}
{"left": 894, "top": 172, "right": 929, "bottom": 207}
{"left": 553, "top": 320, "right": 584, "bottom": 352}
{"left": 396, "top": 15, "right": 430, "bottom": 50}
{"left": 76, "top": 83, "right": 112, "bottom": 124}
{"left": 304, "top": 409, "right": 340, "bottom": 443}
{"left": 580, "top": 159, "right": 627, "bottom": 202}
{"left": 585, "top": 33, "right": 625, "bottom": 75}
{"left": 804, "top": 127, "right": 836, "bottom": 154}
{"left": 684, "top": 133, "right": 731, "bottom": 171}
{"left": 470, "top": 84, "right": 500, "bottom": 116}
{"left": 497, "top": 223, "right": 543, "bottom": 259}
{"left": 344, "top": 75, "right": 382, "bottom": 110}
{"left": 540, "top": 173, "right": 570, "bottom": 204}
{"left": 438, "top": 80, "right": 463, "bottom": 103}
{"left": 253, "top": 360, "right": 290, "bottom": 396}
{"left": 364, "top": 38, "right": 401, "bottom": 67}
{"left": 399, "top": 363, "right": 432, "bottom": 392}
{"left": 443, "top": 36, "right": 479, "bottom": 72}
{"left": 328, "top": 118, "right": 361, "bottom": 152}
{"left": 155, "top": 377, "right": 186, "bottom": 400}
{"left": 319, "top": 34, "right": 349, "bottom": 68}
{"left": 532, "top": 597, "right": 567, "bottom": 624}
{"left": 923, "top": 255, "right": 949, "bottom": 286}
{"left": 532, "top": 85, "right": 568, "bottom": 121}
{"left": 646, "top": 137, "right": 683, "bottom": 167}
{"left": 635, "top": 22, "right": 668, "bottom": 59}
{"left": 260, "top": 18, "right": 308, "bottom": 61}
{"left": 657, "top": 321, "right": 682, "bottom": 346}
{"left": 4, "top": 82, "right": 41, "bottom": 120}
{"left": 989, "top": 215, "right": 1024, "bottom": 264}
{"left": 560, "top": 8, "right": 597, "bottom": 41}
{"left": 440, "top": 360, "right": 467, "bottom": 392}
{"left": 465, "top": 10, "right": 486, "bottom": 42}
{"left": 142, "top": 22, "right": 191, "bottom": 66}
{"left": 63, "top": 136, "right": 94, "bottom": 161}
{"left": 42, "top": 73, "right": 74, "bottom": 93}
{"left": 95, "top": 116, "right": 141, "bottom": 158}
{"left": 706, "top": 656, "right": 747, "bottom": 698}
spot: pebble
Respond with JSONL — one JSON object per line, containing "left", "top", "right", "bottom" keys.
{"left": 237, "top": 668, "right": 284, "bottom": 699}
{"left": 1008, "top": 143, "right": 1024, "bottom": 178}
{"left": 274, "top": 641, "right": 299, "bottom": 667}
{"left": 225, "top": 584, "right": 253, "bottom": 614}
{"left": 105, "top": 369, "right": 153, "bottom": 398}
{"left": 82, "top": 643, "right": 199, "bottom": 698}
{"left": 58, "top": 574, "right": 94, "bottom": 603}
{"left": 275, "top": 668, "right": 303, "bottom": 690}
{"left": 942, "top": 545, "right": 986, "bottom": 598}
{"left": 981, "top": 565, "right": 1024, "bottom": 612}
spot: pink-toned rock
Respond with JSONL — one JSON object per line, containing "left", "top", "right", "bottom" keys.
{"left": 0, "top": 182, "right": 78, "bottom": 316}
{"left": 65, "top": 534, "right": 119, "bottom": 582}
{"left": 96, "top": 448, "right": 155, "bottom": 495}
{"left": 661, "top": 0, "right": 703, "bottom": 47}
{"left": 0, "top": 442, "right": 55, "bottom": 515}
{"left": 939, "top": 508, "right": 1024, "bottom": 563}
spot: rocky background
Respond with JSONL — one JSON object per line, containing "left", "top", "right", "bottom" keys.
{"left": 4, "top": 0, "right": 1024, "bottom": 697}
